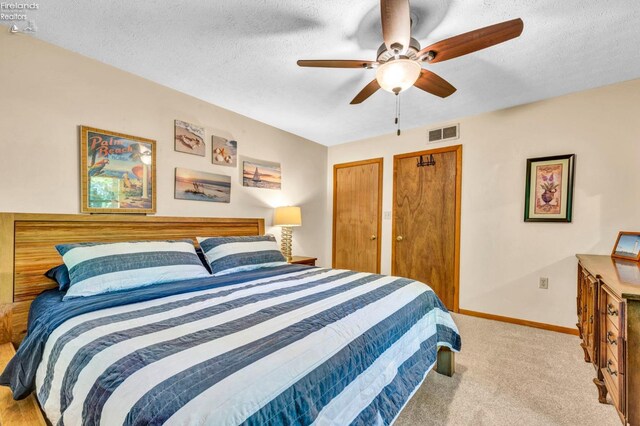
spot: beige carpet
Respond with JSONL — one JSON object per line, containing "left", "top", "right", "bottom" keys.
{"left": 395, "top": 313, "right": 620, "bottom": 426}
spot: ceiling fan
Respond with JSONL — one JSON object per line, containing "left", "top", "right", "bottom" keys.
{"left": 297, "top": 0, "right": 524, "bottom": 105}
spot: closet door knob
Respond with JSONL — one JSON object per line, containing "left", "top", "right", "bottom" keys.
{"left": 370, "top": 235, "right": 377, "bottom": 240}
{"left": 396, "top": 236, "right": 404, "bottom": 241}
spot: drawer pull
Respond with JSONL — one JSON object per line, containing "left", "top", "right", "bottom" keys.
{"left": 606, "top": 331, "right": 617, "bottom": 345}
{"left": 607, "top": 303, "right": 619, "bottom": 317}
{"left": 589, "top": 315, "right": 593, "bottom": 324}
{"left": 607, "top": 359, "right": 618, "bottom": 377}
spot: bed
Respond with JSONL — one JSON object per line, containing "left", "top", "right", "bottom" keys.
{"left": 0, "top": 213, "right": 460, "bottom": 426}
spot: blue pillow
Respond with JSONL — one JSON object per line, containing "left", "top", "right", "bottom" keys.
{"left": 197, "top": 235, "right": 287, "bottom": 276}
{"left": 195, "top": 247, "right": 212, "bottom": 273}
{"left": 45, "top": 264, "right": 71, "bottom": 291}
{"left": 56, "top": 240, "right": 211, "bottom": 299}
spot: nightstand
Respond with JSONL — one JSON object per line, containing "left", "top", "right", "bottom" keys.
{"left": 0, "top": 342, "right": 46, "bottom": 425}
{"left": 288, "top": 256, "right": 317, "bottom": 266}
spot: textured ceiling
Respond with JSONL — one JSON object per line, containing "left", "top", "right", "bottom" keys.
{"left": 24, "top": 0, "right": 640, "bottom": 145}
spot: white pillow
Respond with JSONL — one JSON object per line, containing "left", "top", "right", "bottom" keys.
{"left": 56, "top": 240, "right": 211, "bottom": 299}
{"left": 197, "top": 235, "right": 287, "bottom": 276}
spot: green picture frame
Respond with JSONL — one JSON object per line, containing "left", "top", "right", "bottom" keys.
{"left": 524, "top": 154, "right": 575, "bottom": 222}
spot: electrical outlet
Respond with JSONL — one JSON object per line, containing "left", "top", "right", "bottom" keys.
{"left": 539, "top": 277, "right": 549, "bottom": 289}
{"left": 383, "top": 211, "right": 392, "bottom": 220}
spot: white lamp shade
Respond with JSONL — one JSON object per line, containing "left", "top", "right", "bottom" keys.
{"left": 274, "top": 206, "right": 302, "bottom": 227}
{"left": 375, "top": 59, "right": 421, "bottom": 93}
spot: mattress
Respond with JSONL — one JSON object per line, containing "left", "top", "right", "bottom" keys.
{"left": 1, "top": 264, "right": 461, "bottom": 425}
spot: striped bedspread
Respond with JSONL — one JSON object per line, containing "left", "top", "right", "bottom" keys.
{"left": 32, "top": 266, "right": 460, "bottom": 425}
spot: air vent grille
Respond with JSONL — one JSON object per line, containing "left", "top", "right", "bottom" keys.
{"left": 428, "top": 129, "right": 442, "bottom": 142}
{"left": 427, "top": 124, "right": 459, "bottom": 143}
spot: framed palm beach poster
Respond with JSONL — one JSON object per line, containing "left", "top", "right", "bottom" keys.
{"left": 524, "top": 154, "right": 575, "bottom": 222}
{"left": 80, "top": 126, "right": 156, "bottom": 214}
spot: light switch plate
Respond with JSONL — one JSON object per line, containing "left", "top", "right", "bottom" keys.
{"left": 383, "top": 211, "right": 392, "bottom": 220}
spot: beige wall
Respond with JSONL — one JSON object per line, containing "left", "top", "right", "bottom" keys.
{"left": 327, "top": 79, "right": 640, "bottom": 328}
{"left": 0, "top": 32, "right": 328, "bottom": 264}
{"left": 2, "top": 30, "right": 639, "bottom": 329}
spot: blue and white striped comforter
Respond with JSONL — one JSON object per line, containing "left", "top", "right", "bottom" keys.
{"left": 30, "top": 266, "right": 460, "bottom": 425}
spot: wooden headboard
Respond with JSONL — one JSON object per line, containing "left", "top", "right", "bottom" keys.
{"left": 0, "top": 213, "right": 265, "bottom": 346}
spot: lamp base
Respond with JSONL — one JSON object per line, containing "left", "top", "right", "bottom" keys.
{"left": 281, "top": 226, "right": 293, "bottom": 261}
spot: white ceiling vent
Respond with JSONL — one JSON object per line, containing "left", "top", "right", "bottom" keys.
{"left": 428, "top": 124, "right": 459, "bottom": 143}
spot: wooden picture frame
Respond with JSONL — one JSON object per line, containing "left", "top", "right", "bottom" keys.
{"left": 524, "top": 154, "right": 575, "bottom": 222}
{"left": 612, "top": 232, "right": 640, "bottom": 262}
{"left": 80, "top": 126, "right": 156, "bottom": 214}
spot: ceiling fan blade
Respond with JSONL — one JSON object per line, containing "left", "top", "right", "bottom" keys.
{"left": 350, "top": 79, "right": 381, "bottom": 104}
{"left": 419, "top": 18, "right": 524, "bottom": 63}
{"left": 381, "top": 0, "right": 411, "bottom": 54}
{"left": 297, "top": 60, "right": 376, "bottom": 69}
{"left": 413, "top": 69, "right": 456, "bottom": 98}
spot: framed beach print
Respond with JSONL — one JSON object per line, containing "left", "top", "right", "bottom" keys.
{"left": 80, "top": 126, "right": 156, "bottom": 214}
{"left": 174, "top": 120, "right": 205, "bottom": 156}
{"left": 611, "top": 232, "right": 640, "bottom": 262}
{"left": 242, "top": 159, "right": 281, "bottom": 190}
{"left": 524, "top": 154, "right": 575, "bottom": 222}
{"left": 211, "top": 135, "right": 237, "bottom": 167}
{"left": 175, "top": 168, "right": 231, "bottom": 203}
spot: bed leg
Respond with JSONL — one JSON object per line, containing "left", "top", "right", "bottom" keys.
{"left": 436, "top": 346, "right": 455, "bottom": 377}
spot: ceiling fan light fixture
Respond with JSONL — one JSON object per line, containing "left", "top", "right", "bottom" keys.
{"left": 375, "top": 59, "right": 421, "bottom": 93}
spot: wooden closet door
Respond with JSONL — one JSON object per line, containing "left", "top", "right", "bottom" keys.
{"left": 392, "top": 146, "right": 461, "bottom": 311}
{"left": 333, "top": 159, "right": 382, "bottom": 273}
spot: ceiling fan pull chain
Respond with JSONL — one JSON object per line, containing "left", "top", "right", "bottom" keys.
{"left": 396, "top": 93, "right": 401, "bottom": 136}
{"left": 394, "top": 93, "right": 399, "bottom": 125}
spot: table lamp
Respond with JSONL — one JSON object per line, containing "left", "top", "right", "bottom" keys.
{"left": 274, "top": 206, "right": 301, "bottom": 261}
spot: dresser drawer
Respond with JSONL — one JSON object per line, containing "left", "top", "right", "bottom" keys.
{"left": 603, "top": 345, "right": 625, "bottom": 414}
{"left": 604, "top": 318, "right": 622, "bottom": 362}
{"left": 604, "top": 290, "right": 623, "bottom": 330}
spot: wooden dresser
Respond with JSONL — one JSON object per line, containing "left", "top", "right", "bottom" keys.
{"left": 577, "top": 254, "right": 640, "bottom": 425}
